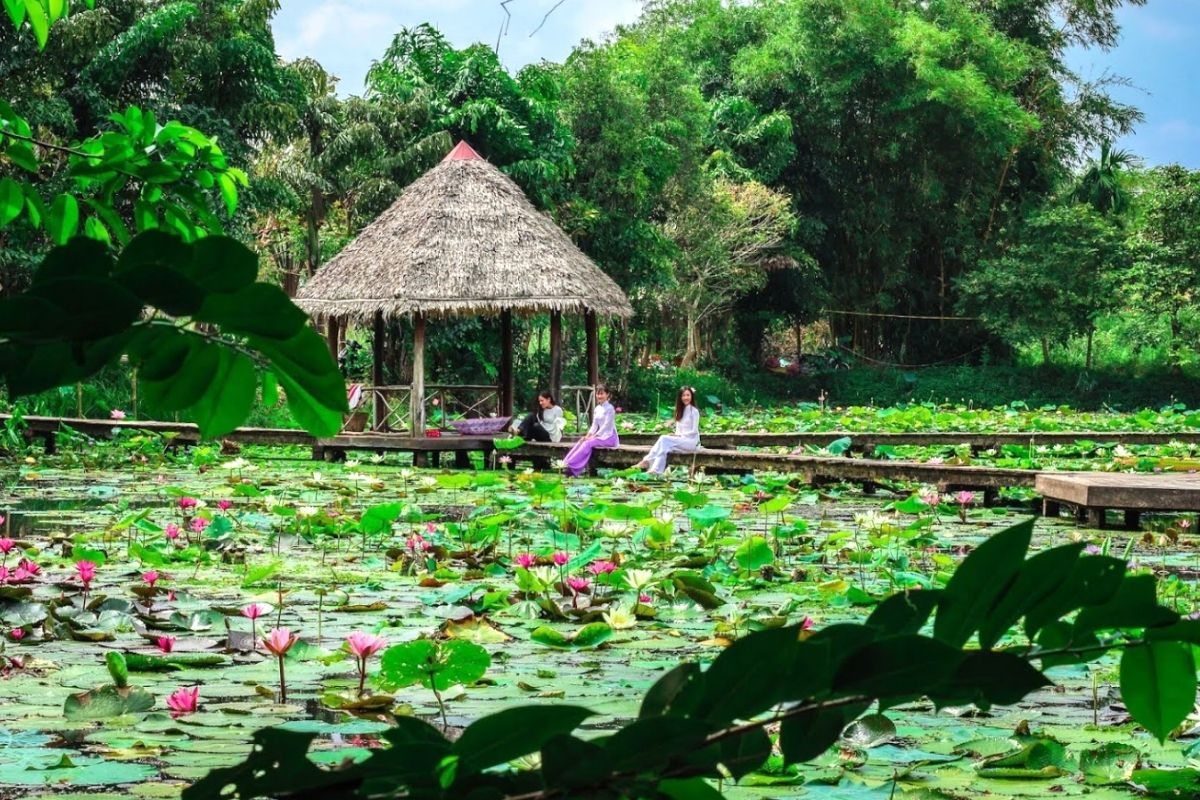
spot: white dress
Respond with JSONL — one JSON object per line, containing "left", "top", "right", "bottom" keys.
{"left": 644, "top": 405, "right": 700, "bottom": 474}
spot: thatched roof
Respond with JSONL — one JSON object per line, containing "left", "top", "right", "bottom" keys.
{"left": 296, "top": 141, "right": 633, "bottom": 321}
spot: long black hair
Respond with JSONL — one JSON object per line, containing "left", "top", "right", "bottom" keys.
{"left": 533, "top": 390, "right": 556, "bottom": 420}
{"left": 674, "top": 386, "right": 697, "bottom": 422}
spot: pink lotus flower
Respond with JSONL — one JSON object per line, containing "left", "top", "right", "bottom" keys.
{"left": 263, "top": 628, "right": 299, "bottom": 702}
{"left": 638, "top": 593, "right": 652, "bottom": 604}
{"left": 425, "top": 522, "right": 436, "bottom": 535}
{"left": 920, "top": 491, "right": 940, "bottom": 507}
{"left": 157, "top": 636, "right": 176, "bottom": 653}
{"left": 178, "top": 497, "right": 198, "bottom": 510}
{"left": 165, "top": 523, "right": 181, "bottom": 541}
{"left": 800, "top": 616, "right": 814, "bottom": 631}
{"left": 217, "top": 500, "right": 232, "bottom": 511}
{"left": 242, "top": 603, "right": 269, "bottom": 620}
{"left": 587, "top": 560, "right": 617, "bottom": 576}
{"left": 165, "top": 686, "right": 199, "bottom": 716}
{"left": 552, "top": 551, "right": 569, "bottom": 566}
{"left": 75, "top": 560, "right": 97, "bottom": 587}
{"left": 142, "top": 570, "right": 160, "bottom": 588}
{"left": 567, "top": 577, "right": 591, "bottom": 592}
{"left": 110, "top": 409, "right": 127, "bottom": 420}
{"left": 514, "top": 553, "right": 536, "bottom": 569}
{"left": 190, "top": 517, "right": 210, "bottom": 534}
{"left": 16, "top": 558, "right": 37, "bottom": 577}
{"left": 406, "top": 534, "right": 431, "bottom": 553}
{"left": 262, "top": 628, "right": 298, "bottom": 657}
{"left": 9, "top": 566, "right": 29, "bottom": 582}
{"left": 955, "top": 491, "right": 975, "bottom": 506}
{"left": 0, "top": 538, "right": 14, "bottom": 554}
{"left": 9, "top": 627, "right": 24, "bottom": 640}
{"left": 1181, "top": 519, "right": 1192, "bottom": 530}
{"left": 346, "top": 631, "right": 387, "bottom": 660}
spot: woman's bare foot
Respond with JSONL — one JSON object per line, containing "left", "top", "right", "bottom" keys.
{"left": 632, "top": 460, "right": 648, "bottom": 471}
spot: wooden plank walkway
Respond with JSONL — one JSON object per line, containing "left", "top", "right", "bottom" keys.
{"left": 1037, "top": 472, "right": 1200, "bottom": 530}
{"left": 620, "top": 430, "right": 1200, "bottom": 452}
{"left": 9, "top": 414, "right": 1200, "bottom": 520}
{"left": 512, "top": 442, "right": 1034, "bottom": 497}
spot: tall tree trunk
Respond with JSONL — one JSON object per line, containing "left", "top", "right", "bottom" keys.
{"left": 1041, "top": 337, "right": 1051, "bottom": 367}
{"left": 1170, "top": 311, "right": 1184, "bottom": 375}
{"left": 682, "top": 311, "right": 702, "bottom": 367}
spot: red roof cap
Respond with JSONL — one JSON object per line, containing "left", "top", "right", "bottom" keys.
{"left": 442, "top": 141, "right": 483, "bottom": 162}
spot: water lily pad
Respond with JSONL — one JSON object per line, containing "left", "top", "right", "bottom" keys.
{"left": 64, "top": 685, "right": 155, "bottom": 720}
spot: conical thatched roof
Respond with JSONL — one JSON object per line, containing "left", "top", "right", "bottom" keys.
{"left": 296, "top": 142, "right": 632, "bottom": 321}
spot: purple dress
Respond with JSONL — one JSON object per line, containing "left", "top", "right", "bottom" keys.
{"left": 563, "top": 401, "right": 619, "bottom": 476}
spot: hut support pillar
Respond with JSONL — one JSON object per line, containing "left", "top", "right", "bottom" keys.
{"left": 500, "top": 310, "right": 514, "bottom": 418}
{"left": 326, "top": 317, "right": 340, "bottom": 361}
{"left": 585, "top": 311, "right": 600, "bottom": 388}
{"left": 372, "top": 312, "right": 386, "bottom": 431}
{"left": 411, "top": 313, "right": 426, "bottom": 435}
{"left": 549, "top": 311, "right": 563, "bottom": 403}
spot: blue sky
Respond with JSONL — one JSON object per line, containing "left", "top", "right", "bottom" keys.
{"left": 272, "top": 0, "right": 1199, "bottom": 167}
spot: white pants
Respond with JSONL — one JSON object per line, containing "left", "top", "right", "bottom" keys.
{"left": 644, "top": 435, "right": 699, "bottom": 474}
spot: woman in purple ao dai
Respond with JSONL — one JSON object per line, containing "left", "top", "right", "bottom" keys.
{"left": 562, "top": 385, "right": 619, "bottom": 476}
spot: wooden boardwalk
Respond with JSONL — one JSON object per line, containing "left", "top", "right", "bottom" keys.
{"left": 1037, "top": 472, "right": 1200, "bottom": 530}
{"left": 8, "top": 415, "right": 1200, "bottom": 519}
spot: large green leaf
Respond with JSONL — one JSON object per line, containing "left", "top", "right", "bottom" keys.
{"left": 833, "top": 634, "right": 961, "bottom": 704}
{"left": 0, "top": 176, "right": 22, "bottom": 226}
{"left": 1120, "top": 641, "right": 1196, "bottom": 743}
{"left": 453, "top": 705, "right": 592, "bottom": 776}
{"left": 935, "top": 517, "right": 1032, "bottom": 648}
{"left": 187, "top": 347, "right": 257, "bottom": 438}
{"left": 979, "top": 543, "right": 1083, "bottom": 649}
{"left": 63, "top": 685, "right": 154, "bottom": 720}
{"left": 376, "top": 639, "right": 490, "bottom": 692}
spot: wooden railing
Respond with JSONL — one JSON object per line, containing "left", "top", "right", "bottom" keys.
{"left": 359, "top": 384, "right": 596, "bottom": 433}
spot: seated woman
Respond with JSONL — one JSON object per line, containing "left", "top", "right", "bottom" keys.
{"left": 634, "top": 386, "right": 700, "bottom": 474}
{"left": 511, "top": 391, "right": 565, "bottom": 442}
{"left": 562, "top": 384, "right": 619, "bottom": 477}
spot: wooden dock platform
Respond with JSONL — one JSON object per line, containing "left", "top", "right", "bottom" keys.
{"left": 1037, "top": 472, "right": 1200, "bottom": 530}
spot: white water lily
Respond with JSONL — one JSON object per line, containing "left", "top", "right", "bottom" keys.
{"left": 623, "top": 569, "right": 654, "bottom": 591}
{"left": 296, "top": 506, "right": 319, "bottom": 519}
{"left": 344, "top": 472, "right": 373, "bottom": 484}
{"left": 531, "top": 566, "right": 557, "bottom": 586}
{"left": 369, "top": 454, "right": 386, "bottom": 464}
{"left": 344, "top": 459, "right": 361, "bottom": 468}
{"left": 603, "top": 606, "right": 637, "bottom": 630}
{"left": 221, "top": 457, "right": 249, "bottom": 470}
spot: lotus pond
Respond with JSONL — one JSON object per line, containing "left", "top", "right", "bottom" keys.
{"left": 1, "top": 437, "right": 1200, "bottom": 799}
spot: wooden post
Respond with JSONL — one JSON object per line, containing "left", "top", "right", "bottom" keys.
{"left": 585, "top": 311, "right": 600, "bottom": 388}
{"left": 549, "top": 311, "right": 563, "bottom": 403}
{"left": 411, "top": 314, "right": 426, "bottom": 435}
{"left": 372, "top": 312, "right": 386, "bottom": 431}
{"left": 327, "top": 317, "right": 340, "bottom": 361}
{"left": 131, "top": 368, "right": 138, "bottom": 419}
{"left": 500, "top": 310, "right": 514, "bottom": 417}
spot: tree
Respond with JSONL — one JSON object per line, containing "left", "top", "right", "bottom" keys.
{"left": 1125, "top": 166, "right": 1200, "bottom": 372}
{"left": 661, "top": 178, "right": 805, "bottom": 365}
{"left": 1073, "top": 141, "right": 1136, "bottom": 217}
{"left": 958, "top": 203, "right": 1128, "bottom": 367}
{"left": 0, "top": 0, "right": 346, "bottom": 436}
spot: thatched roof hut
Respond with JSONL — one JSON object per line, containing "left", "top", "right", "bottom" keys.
{"left": 296, "top": 142, "right": 632, "bottom": 433}
{"left": 297, "top": 141, "right": 632, "bottom": 321}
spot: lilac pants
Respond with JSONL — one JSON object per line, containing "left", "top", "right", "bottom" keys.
{"left": 563, "top": 433, "right": 619, "bottom": 476}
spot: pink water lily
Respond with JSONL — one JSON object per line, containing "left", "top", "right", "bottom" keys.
{"left": 217, "top": 500, "right": 232, "bottom": 511}
{"left": 346, "top": 632, "right": 388, "bottom": 697}
{"left": 189, "top": 517, "right": 210, "bottom": 533}
{"left": 263, "top": 628, "right": 299, "bottom": 703}
{"left": 9, "top": 627, "right": 24, "bottom": 640}
{"left": 566, "top": 576, "right": 591, "bottom": 608}
{"left": 157, "top": 636, "right": 176, "bottom": 653}
{"left": 178, "top": 497, "right": 198, "bottom": 510}
{"left": 165, "top": 523, "right": 181, "bottom": 542}
{"left": 242, "top": 603, "right": 270, "bottom": 650}
{"left": 0, "top": 538, "right": 14, "bottom": 554}
{"left": 514, "top": 553, "right": 536, "bottom": 569}
{"left": 587, "top": 560, "right": 617, "bottom": 576}
{"left": 552, "top": 551, "right": 569, "bottom": 566}
{"left": 110, "top": 409, "right": 127, "bottom": 420}
{"left": 165, "top": 686, "right": 199, "bottom": 716}
{"left": 955, "top": 491, "right": 974, "bottom": 522}
{"left": 75, "top": 560, "right": 97, "bottom": 587}
{"left": 142, "top": 570, "right": 160, "bottom": 588}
